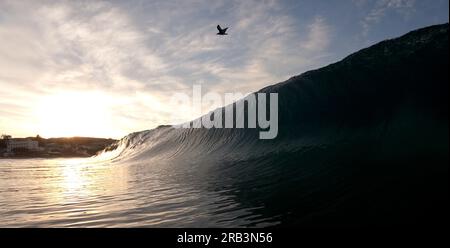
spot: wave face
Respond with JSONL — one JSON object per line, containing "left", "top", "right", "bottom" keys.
{"left": 98, "top": 24, "right": 449, "bottom": 226}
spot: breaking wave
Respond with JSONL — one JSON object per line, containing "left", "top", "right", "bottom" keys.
{"left": 95, "top": 24, "right": 449, "bottom": 226}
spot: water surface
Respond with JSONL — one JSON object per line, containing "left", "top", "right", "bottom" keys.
{"left": 0, "top": 158, "right": 276, "bottom": 227}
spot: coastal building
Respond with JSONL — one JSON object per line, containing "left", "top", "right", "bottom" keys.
{"left": 6, "top": 139, "right": 39, "bottom": 153}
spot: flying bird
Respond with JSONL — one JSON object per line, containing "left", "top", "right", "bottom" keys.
{"left": 217, "top": 25, "right": 228, "bottom": 35}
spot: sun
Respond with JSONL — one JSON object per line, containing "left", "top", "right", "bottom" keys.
{"left": 34, "top": 91, "right": 116, "bottom": 138}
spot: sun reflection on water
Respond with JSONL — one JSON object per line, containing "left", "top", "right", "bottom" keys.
{"left": 61, "top": 159, "right": 89, "bottom": 196}
{"left": 57, "top": 158, "right": 129, "bottom": 199}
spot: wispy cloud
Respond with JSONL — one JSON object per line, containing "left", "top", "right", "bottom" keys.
{"left": 360, "top": 0, "right": 416, "bottom": 36}
{"left": 0, "top": 0, "right": 337, "bottom": 137}
{"left": 302, "top": 16, "right": 332, "bottom": 52}
{"left": 10, "top": 0, "right": 443, "bottom": 138}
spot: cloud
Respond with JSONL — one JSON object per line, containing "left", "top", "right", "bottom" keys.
{"left": 0, "top": 0, "right": 335, "bottom": 138}
{"left": 360, "top": 0, "right": 416, "bottom": 36}
{"left": 302, "top": 16, "right": 332, "bottom": 52}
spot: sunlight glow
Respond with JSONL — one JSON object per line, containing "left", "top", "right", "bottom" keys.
{"left": 33, "top": 91, "right": 116, "bottom": 138}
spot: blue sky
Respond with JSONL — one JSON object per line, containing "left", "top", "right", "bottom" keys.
{"left": 0, "top": 0, "right": 448, "bottom": 138}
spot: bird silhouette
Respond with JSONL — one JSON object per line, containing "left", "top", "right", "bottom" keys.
{"left": 217, "top": 25, "right": 228, "bottom": 35}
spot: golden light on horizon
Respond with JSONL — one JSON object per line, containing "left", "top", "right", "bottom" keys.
{"left": 33, "top": 91, "right": 117, "bottom": 138}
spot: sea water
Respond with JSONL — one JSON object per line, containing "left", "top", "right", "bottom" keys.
{"left": 0, "top": 158, "right": 277, "bottom": 227}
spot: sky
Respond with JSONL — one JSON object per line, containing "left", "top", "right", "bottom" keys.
{"left": 0, "top": 0, "right": 448, "bottom": 138}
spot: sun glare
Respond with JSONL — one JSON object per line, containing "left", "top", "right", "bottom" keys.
{"left": 34, "top": 91, "right": 116, "bottom": 138}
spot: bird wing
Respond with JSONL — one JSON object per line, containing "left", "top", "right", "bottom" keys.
{"left": 217, "top": 25, "right": 223, "bottom": 32}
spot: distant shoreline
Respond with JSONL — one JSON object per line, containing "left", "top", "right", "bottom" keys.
{"left": 1, "top": 136, "right": 117, "bottom": 159}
